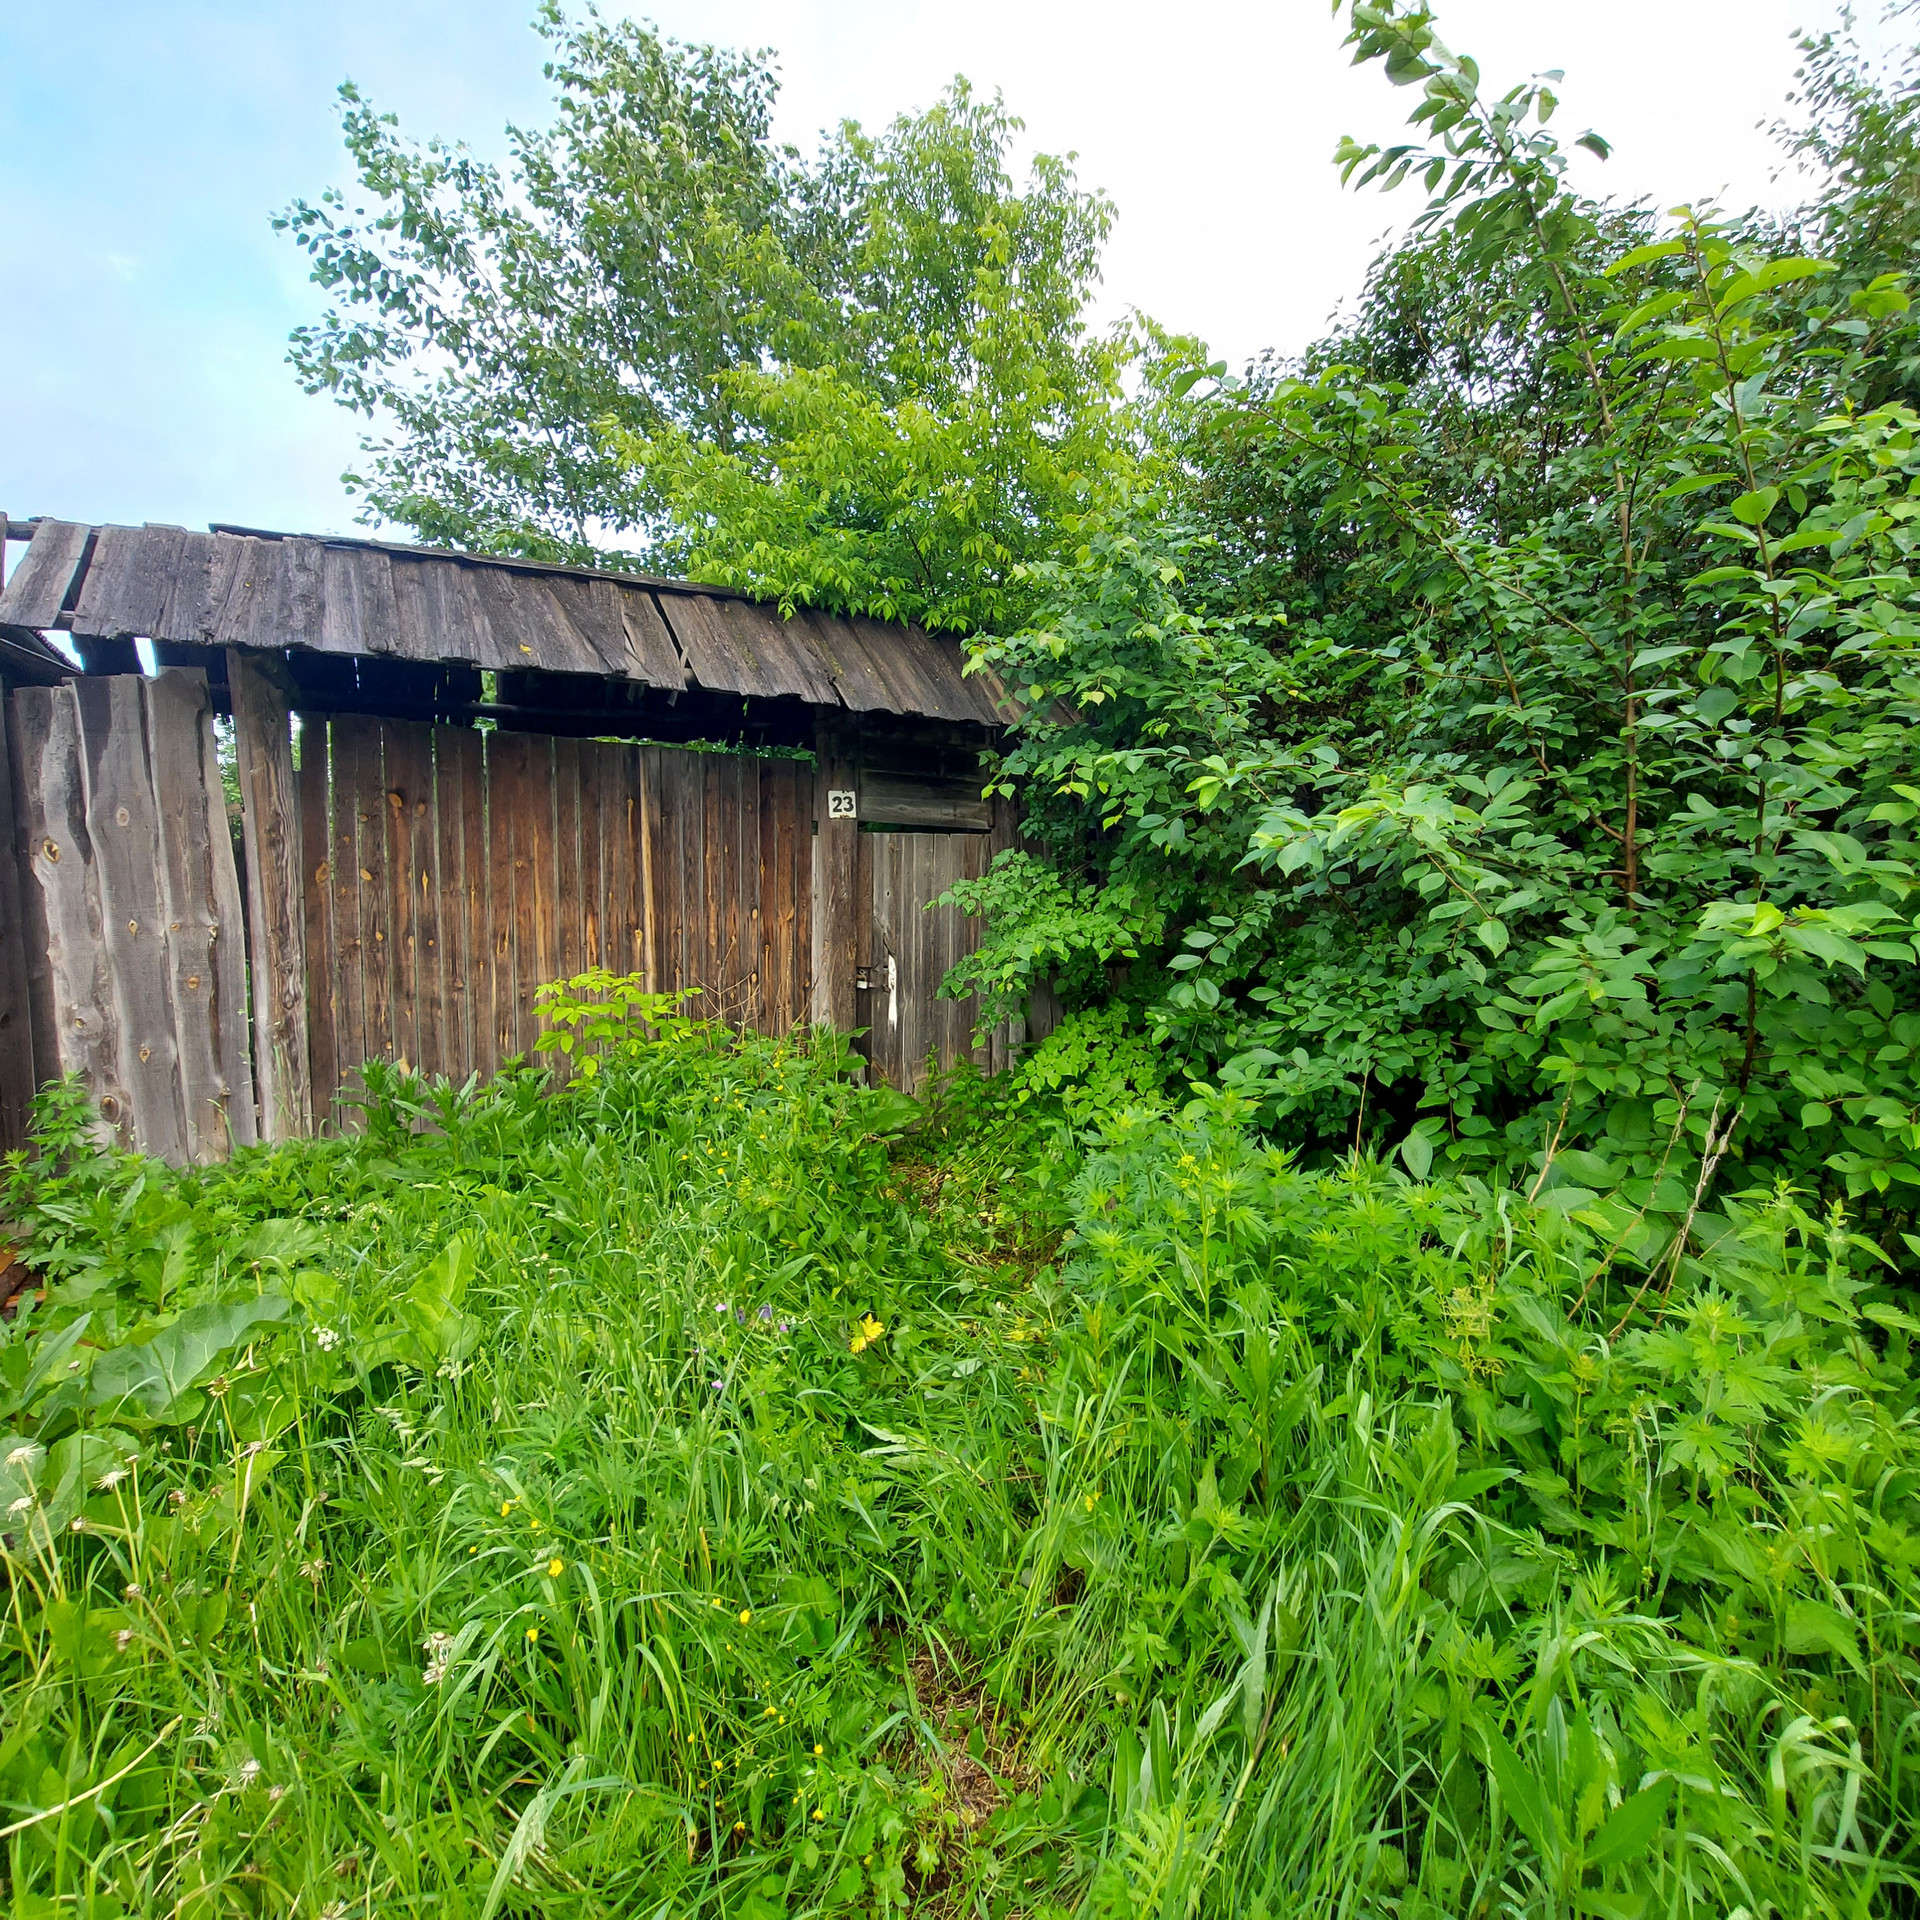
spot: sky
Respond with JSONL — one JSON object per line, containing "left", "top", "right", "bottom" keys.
{"left": 0, "top": 0, "right": 1878, "bottom": 544}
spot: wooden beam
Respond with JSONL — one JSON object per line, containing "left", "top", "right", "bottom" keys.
{"left": 229, "top": 650, "right": 313, "bottom": 1141}
{"left": 859, "top": 769, "right": 991, "bottom": 832}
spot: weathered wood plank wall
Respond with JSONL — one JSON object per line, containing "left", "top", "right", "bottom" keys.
{"left": 5, "top": 672, "right": 256, "bottom": 1158}
{"left": 298, "top": 720, "right": 819, "bottom": 1117}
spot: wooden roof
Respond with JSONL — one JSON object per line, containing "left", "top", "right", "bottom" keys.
{"left": 0, "top": 519, "right": 1017, "bottom": 728}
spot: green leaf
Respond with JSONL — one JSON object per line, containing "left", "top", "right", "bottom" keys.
{"left": 1480, "top": 1721, "right": 1559, "bottom": 1864}
{"left": 88, "top": 1297, "right": 291, "bottom": 1421}
{"left": 1583, "top": 1779, "right": 1671, "bottom": 1869}
{"left": 1605, "top": 239, "right": 1686, "bottom": 276}
{"left": 1399, "top": 1129, "right": 1433, "bottom": 1180}
{"left": 1783, "top": 1598, "right": 1866, "bottom": 1675}
{"left": 1728, "top": 487, "right": 1780, "bottom": 527}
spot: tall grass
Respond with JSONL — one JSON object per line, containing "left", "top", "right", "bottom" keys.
{"left": 1, "top": 1009, "right": 1915, "bottom": 1915}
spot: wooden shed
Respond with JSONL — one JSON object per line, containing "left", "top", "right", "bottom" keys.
{"left": 0, "top": 515, "right": 1043, "bottom": 1162}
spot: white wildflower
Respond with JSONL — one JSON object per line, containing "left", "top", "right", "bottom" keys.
{"left": 421, "top": 1630, "right": 455, "bottom": 1686}
{"left": 314, "top": 1326, "right": 341, "bottom": 1352}
{"left": 5, "top": 1444, "right": 37, "bottom": 1468}
{"left": 95, "top": 1466, "right": 129, "bottom": 1491}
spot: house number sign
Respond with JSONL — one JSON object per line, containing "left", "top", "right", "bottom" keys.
{"left": 827, "top": 789, "right": 858, "bottom": 819}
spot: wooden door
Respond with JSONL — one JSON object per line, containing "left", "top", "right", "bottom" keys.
{"left": 861, "top": 823, "right": 1014, "bottom": 1092}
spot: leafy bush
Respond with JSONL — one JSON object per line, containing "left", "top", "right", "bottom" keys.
{"left": 957, "top": 1, "right": 1920, "bottom": 1262}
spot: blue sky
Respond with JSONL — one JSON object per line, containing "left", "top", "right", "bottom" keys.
{"left": 4, "top": 0, "right": 1859, "bottom": 543}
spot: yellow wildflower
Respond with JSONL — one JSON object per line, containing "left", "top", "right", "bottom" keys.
{"left": 858, "top": 1313, "right": 885, "bottom": 1344}
{"left": 525, "top": 1626, "right": 540, "bottom": 1644}
{"left": 547, "top": 1558, "right": 565, "bottom": 1578}
{"left": 812, "top": 1807, "right": 825, "bottom": 1822}
{"left": 738, "top": 1608, "right": 752, "bottom": 1625}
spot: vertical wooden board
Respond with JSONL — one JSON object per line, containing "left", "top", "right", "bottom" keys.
{"left": 148, "top": 670, "right": 257, "bottom": 1159}
{"left": 297, "top": 716, "right": 339, "bottom": 1123}
{"left": 649, "top": 749, "right": 684, "bottom": 999}
{"left": 403, "top": 722, "right": 445, "bottom": 1081}
{"left": 9, "top": 685, "right": 125, "bottom": 1140}
{"left": 553, "top": 736, "right": 585, "bottom": 994}
{"left": 810, "top": 728, "right": 859, "bottom": 1033}
{"left": 432, "top": 727, "right": 472, "bottom": 1082}
{"left": 376, "top": 722, "right": 418, "bottom": 1076}
{"left": 329, "top": 719, "right": 372, "bottom": 1111}
{"left": 739, "top": 760, "right": 761, "bottom": 1025}
{"left": 625, "top": 744, "right": 648, "bottom": 982}
{"left": 779, "top": 763, "right": 803, "bottom": 1029}
{"left": 328, "top": 716, "right": 380, "bottom": 1095}
{"left": 576, "top": 742, "right": 604, "bottom": 974}
{"left": 674, "top": 751, "right": 701, "bottom": 1002}
{"left": 527, "top": 735, "right": 560, "bottom": 1045}
{"left": 492, "top": 732, "right": 541, "bottom": 1060}
{"left": 74, "top": 677, "right": 190, "bottom": 1163}
{"left": 458, "top": 727, "right": 495, "bottom": 1081}
{"left": 356, "top": 725, "right": 395, "bottom": 1073}
{"left": 710, "top": 756, "right": 729, "bottom": 1013}
{"left": 194, "top": 693, "right": 261, "bottom": 1149}
{"left": 7, "top": 700, "right": 60, "bottom": 1112}
{"left": 791, "top": 763, "right": 811, "bottom": 1034}
{"left": 376, "top": 721, "right": 433, "bottom": 1082}
{"left": 757, "top": 762, "right": 783, "bottom": 1033}
{"left": 227, "top": 654, "right": 311, "bottom": 1144}
{"left": 483, "top": 732, "right": 519, "bottom": 1065}
{"left": 699, "top": 755, "right": 722, "bottom": 1014}
{"left": 0, "top": 687, "right": 40, "bottom": 1153}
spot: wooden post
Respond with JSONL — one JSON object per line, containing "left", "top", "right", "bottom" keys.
{"left": 810, "top": 722, "right": 860, "bottom": 1033}
{"left": 229, "top": 650, "right": 312, "bottom": 1141}
{"left": 0, "top": 680, "right": 43, "bottom": 1151}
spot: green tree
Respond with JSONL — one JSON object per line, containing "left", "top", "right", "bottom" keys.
{"left": 280, "top": 6, "right": 1137, "bottom": 630}
{"left": 957, "top": 0, "right": 1920, "bottom": 1255}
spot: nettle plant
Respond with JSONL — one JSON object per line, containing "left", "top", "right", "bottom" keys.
{"left": 963, "top": 0, "right": 1920, "bottom": 1260}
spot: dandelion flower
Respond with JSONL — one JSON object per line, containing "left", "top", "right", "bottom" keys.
{"left": 850, "top": 1337, "right": 867, "bottom": 1355}
{"left": 548, "top": 1558, "right": 565, "bottom": 1578}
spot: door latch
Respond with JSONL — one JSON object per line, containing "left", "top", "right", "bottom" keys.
{"left": 853, "top": 957, "right": 897, "bottom": 993}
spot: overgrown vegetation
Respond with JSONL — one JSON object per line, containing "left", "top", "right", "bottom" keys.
{"left": 12, "top": 0, "right": 1900, "bottom": 1911}
{"left": 6, "top": 998, "right": 1918, "bottom": 1914}
{"left": 959, "top": 1, "right": 1920, "bottom": 1265}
